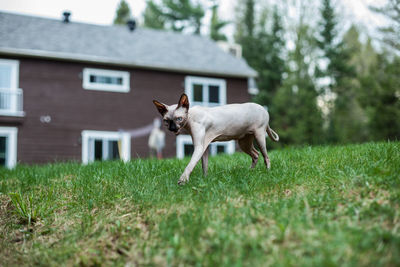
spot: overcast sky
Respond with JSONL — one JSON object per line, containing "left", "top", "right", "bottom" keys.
{"left": 0, "top": 0, "right": 389, "bottom": 41}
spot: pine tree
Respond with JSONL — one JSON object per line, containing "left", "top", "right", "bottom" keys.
{"left": 317, "top": 0, "right": 353, "bottom": 87}
{"left": 317, "top": 0, "right": 357, "bottom": 143}
{"left": 143, "top": 0, "right": 205, "bottom": 34}
{"left": 244, "top": 0, "right": 255, "bottom": 37}
{"left": 209, "top": 1, "right": 228, "bottom": 41}
{"left": 143, "top": 0, "right": 166, "bottom": 29}
{"left": 234, "top": 2, "right": 284, "bottom": 107}
{"left": 254, "top": 6, "right": 285, "bottom": 108}
{"left": 113, "top": 0, "right": 132, "bottom": 25}
{"left": 234, "top": 0, "right": 259, "bottom": 81}
{"left": 336, "top": 25, "right": 400, "bottom": 142}
{"left": 358, "top": 53, "right": 400, "bottom": 141}
{"left": 234, "top": 1, "right": 289, "bottom": 147}
{"left": 272, "top": 24, "right": 324, "bottom": 146}
{"left": 234, "top": 0, "right": 255, "bottom": 42}
{"left": 369, "top": 0, "right": 400, "bottom": 51}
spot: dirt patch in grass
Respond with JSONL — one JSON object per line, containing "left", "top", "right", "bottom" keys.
{"left": 67, "top": 201, "right": 159, "bottom": 266}
{"left": 1, "top": 196, "right": 155, "bottom": 266}
{"left": 0, "top": 193, "right": 13, "bottom": 220}
{"left": 0, "top": 194, "right": 29, "bottom": 265}
{"left": 0, "top": 178, "right": 21, "bottom": 190}
{"left": 0, "top": 193, "right": 23, "bottom": 235}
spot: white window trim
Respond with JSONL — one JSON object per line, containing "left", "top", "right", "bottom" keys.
{"left": 185, "top": 76, "right": 226, "bottom": 107}
{"left": 81, "top": 130, "right": 131, "bottom": 164}
{"left": 176, "top": 134, "right": 235, "bottom": 159}
{"left": 0, "top": 126, "right": 18, "bottom": 169}
{"left": 82, "top": 68, "right": 130, "bottom": 93}
{"left": 0, "top": 59, "right": 24, "bottom": 117}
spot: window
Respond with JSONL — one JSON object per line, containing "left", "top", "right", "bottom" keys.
{"left": 81, "top": 130, "right": 131, "bottom": 164}
{"left": 247, "top": 78, "right": 259, "bottom": 95}
{"left": 0, "top": 127, "right": 18, "bottom": 169}
{"left": 176, "top": 135, "right": 235, "bottom": 159}
{"left": 93, "top": 139, "right": 120, "bottom": 161}
{"left": 185, "top": 76, "right": 226, "bottom": 107}
{"left": 0, "top": 137, "right": 5, "bottom": 166}
{"left": 82, "top": 68, "right": 130, "bottom": 93}
{"left": 0, "top": 59, "right": 23, "bottom": 116}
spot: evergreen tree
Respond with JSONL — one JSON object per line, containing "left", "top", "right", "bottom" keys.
{"left": 254, "top": 6, "right": 285, "bottom": 108}
{"left": 234, "top": 0, "right": 254, "bottom": 41}
{"left": 234, "top": 2, "right": 284, "bottom": 107}
{"left": 343, "top": 26, "right": 378, "bottom": 77}
{"left": 143, "top": 0, "right": 205, "bottom": 34}
{"left": 244, "top": 0, "right": 255, "bottom": 37}
{"left": 338, "top": 26, "right": 371, "bottom": 142}
{"left": 358, "top": 54, "right": 400, "bottom": 141}
{"left": 369, "top": 0, "right": 400, "bottom": 51}
{"left": 272, "top": 24, "right": 324, "bottom": 146}
{"left": 335, "top": 25, "right": 400, "bottom": 142}
{"left": 317, "top": 0, "right": 357, "bottom": 143}
{"left": 234, "top": 0, "right": 260, "bottom": 93}
{"left": 209, "top": 1, "right": 228, "bottom": 41}
{"left": 143, "top": 0, "right": 166, "bottom": 29}
{"left": 113, "top": 0, "right": 132, "bottom": 25}
{"left": 234, "top": 1, "right": 290, "bottom": 147}
{"left": 317, "top": 0, "right": 353, "bottom": 86}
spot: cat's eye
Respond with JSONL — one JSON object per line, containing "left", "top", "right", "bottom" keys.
{"left": 176, "top": 117, "right": 183, "bottom": 122}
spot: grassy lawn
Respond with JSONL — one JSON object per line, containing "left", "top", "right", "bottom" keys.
{"left": 0, "top": 142, "right": 399, "bottom": 266}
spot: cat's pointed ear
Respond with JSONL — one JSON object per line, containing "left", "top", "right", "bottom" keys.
{"left": 177, "top": 93, "right": 189, "bottom": 110}
{"left": 153, "top": 100, "right": 168, "bottom": 116}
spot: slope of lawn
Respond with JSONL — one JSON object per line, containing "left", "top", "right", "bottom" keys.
{"left": 0, "top": 142, "right": 399, "bottom": 266}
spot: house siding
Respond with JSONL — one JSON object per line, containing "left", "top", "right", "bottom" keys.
{"left": 0, "top": 56, "right": 250, "bottom": 164}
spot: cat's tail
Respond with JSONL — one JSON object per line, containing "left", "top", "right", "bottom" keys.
{"left": 266, "top": 125, "right": 279, "bottom": 142}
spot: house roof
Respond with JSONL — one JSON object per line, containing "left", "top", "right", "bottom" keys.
{"left": 0, "top": 12, "right": 257, "bottom": 78}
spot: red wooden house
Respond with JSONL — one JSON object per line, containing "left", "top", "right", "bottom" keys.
{"left": 0, "top": 12, "right": 257, "bottom": 168}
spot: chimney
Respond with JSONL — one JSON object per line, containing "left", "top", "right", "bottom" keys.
{"left": 127, "top": 19, "right": 136, "bottom": 32}
{"left": 62, "top": 11, "right": 71, "bottom": 23}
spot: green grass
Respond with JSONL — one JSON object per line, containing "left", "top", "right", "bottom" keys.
{"left": 0, "top": 142, "right": 399, "bottom": 266}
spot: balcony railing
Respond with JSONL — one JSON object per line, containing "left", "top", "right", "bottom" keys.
{"left": 0, "top": 88, "right": 24, "bottom": 116}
